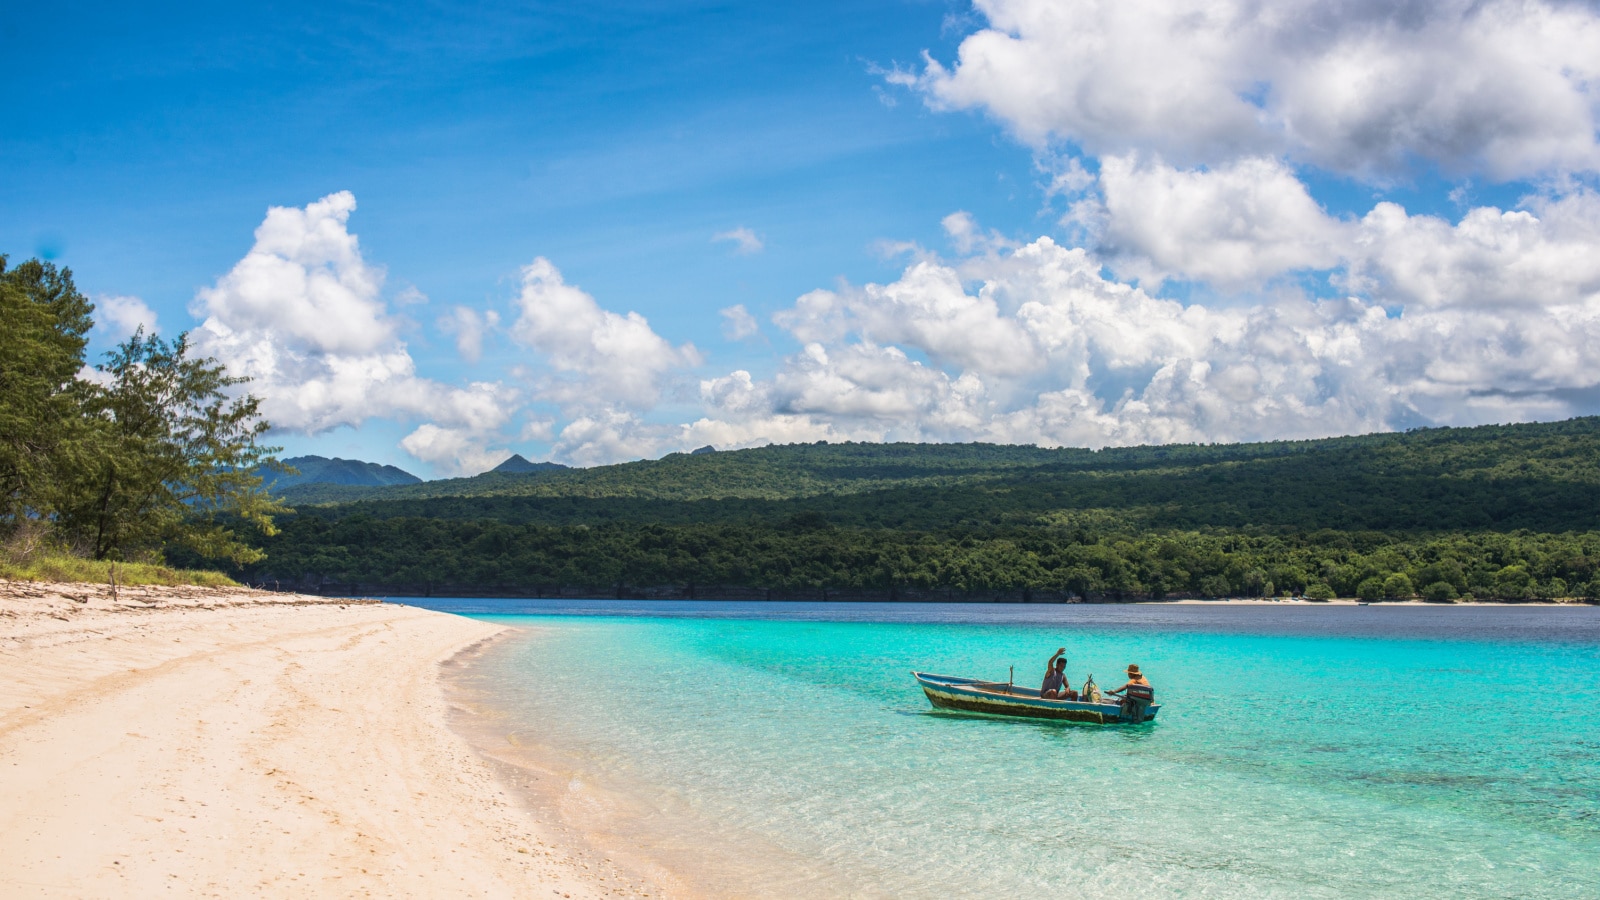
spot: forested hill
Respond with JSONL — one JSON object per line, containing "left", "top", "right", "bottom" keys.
{"left": 273, "top": 440, "right": 1068, "bottom": 504}
{"left": 265, "top": 456, "right": 421, "bottom": 491}
{"left": 232, "top": 418, "right": 1600, "bottom": 603}
{"left": 279, "top": 418, "right": 1600, "bottom": 533}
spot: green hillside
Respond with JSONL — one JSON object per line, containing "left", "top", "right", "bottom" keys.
{"left": 231, "top": 418, "right": 1600, "bottom": 602}
{"left": 279, "top": 419, "right": 1600, "bottom": 532}
{"left": 273, "top": 440, "right": 1071, "bottom": 504}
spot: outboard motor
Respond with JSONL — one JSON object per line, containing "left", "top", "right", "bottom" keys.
{"left": 1120, "top": 683, "right": 1155, "bottom": 722}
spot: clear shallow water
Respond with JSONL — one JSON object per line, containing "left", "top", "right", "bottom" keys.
{"left": 419, "top": 600, "right": 1600, "bottom": 898}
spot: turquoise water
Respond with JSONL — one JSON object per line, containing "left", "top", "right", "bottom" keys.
{"left": 427, "top": 600, "right": 1600, "bottom": 898}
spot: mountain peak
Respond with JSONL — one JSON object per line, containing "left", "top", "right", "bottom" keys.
{"left": 489, "top": 454, "right": 570, "bottom": 475}
{"left": 268, "top": 455, "right": 422, "bottom": 489}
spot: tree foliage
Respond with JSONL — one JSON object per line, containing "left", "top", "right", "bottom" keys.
{"left": 0, "top": 255, "right": 283, "bottom": 565}
{"left": 239, "top": 418, "right": 1600, "bottom": 601}
{"left": 52, "top": 330, "right": 286, "bottom": 563}
{"left": 0, "top": 256, "right": 95, "bottom": 521}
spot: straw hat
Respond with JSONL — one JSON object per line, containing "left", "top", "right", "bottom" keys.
{"left": 1126, "top": 664, "right": 1141, "bottom": 675}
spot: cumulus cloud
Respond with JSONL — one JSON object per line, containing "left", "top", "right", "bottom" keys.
{"left": 712, "top": 227, "right": 764, "bottom": 255}
{"left": 508, "top": 257, "right": 699, "bottom": 409}
{"left": 1351, "top": 190, "right": 1600, "bottom": 310}
{"left": 719, "top": 304, "right": 760, "bottom": 340}
{"left": 438, "top": 306, "right": 500, "bottom": 362}
{"left": 189, "top": 192, "right": 514, "bottom": 474}
{"left": 905, "top": 0, "right": 1600, "bottom": 180}
{"left": 777, "top": 258, "right": 1037, "bottom": 376}
{"left": 686, "top": 226, "right": 1600, "bottom": 451}
{"left": 400, "top": 423, "right": 512, "bottom": 477}
{"left": 96, "top": 295, "right": 159, "bottom": 339}
{"left": 1095, "top": 155, "right": 1353, "bottom": 288}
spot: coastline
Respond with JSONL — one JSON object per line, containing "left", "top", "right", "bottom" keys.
{"left": 441, "top": 629, "right": 872, "bottom": 900}
{"left": 0, "top": 580, "right": 627, "bottom": 898}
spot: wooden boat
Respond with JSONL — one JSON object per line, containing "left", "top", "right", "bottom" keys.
{"left": 912, "top": 671, "right": 1160, "bottom": 724}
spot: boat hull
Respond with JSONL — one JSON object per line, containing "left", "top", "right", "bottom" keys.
{"left": 913, "top": 672, "right": 1159, "bottom": 724}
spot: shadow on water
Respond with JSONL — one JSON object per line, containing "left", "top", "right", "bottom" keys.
{"left": 901, "top": 708, "right": 1161, "bottom": 739}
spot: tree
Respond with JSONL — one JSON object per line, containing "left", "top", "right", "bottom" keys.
{"left": 52, "top": 329, "right": 286, "bottom": 564}
{"left": 0, "top": 256, "right": 94, "bottom": 527}
{"left": 1381, "top": 572, "right": 1414, "bottom": 599}
{"left": 1421, "top": 581, "right": 1458, "bottom": 602}
{"left": 1303, "top": 582, "right": 1336, "bottom": 600}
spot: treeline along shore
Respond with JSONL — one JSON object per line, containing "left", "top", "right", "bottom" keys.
{"left": 8, "top": 251, "right": 1600, "bottom": 604}
{"left": 230, "top": 420, "right": 1600, "bottom": 604}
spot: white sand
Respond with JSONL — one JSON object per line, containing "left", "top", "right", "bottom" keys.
{"left": 0, "top": 581, "right": 649, "bottom": 898}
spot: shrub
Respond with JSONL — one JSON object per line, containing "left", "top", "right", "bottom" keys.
{"left": 1382, "top": 573, "right": 1415, "bottom": 599}
{"left": 1421, "top": 581, "right": 1458, "bottom": 603}
{"left": 1536, "top": 578, "right": 1568, "bottom": 600}
{"left": 1304, "top": 582, "right": 1336, "bottom": 601}
{"left": 1494, "top": 565, "right": 1533, "bottom": 600}
{"left": 1356, "top": 577, "right": 1385, "bottom": 601}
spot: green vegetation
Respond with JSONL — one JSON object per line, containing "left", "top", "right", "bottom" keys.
{"left": 237, "top": 420, "right": 1600, "bottom": 601}
{"left": 0, "top": 546, "right": 237, "bottom": 587}
{"left": 237, "top": 515, "right": 1600, "bottom": 601}
{"left": 9, "top": 254, "right": 1598, "bottom": 602}
{"left": 0, "top": 255, "right": 282, "bottom": 576}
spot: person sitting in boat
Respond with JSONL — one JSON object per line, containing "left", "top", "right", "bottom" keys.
{"left": 1107, "top": 664, "right": 1155, "bottom": 721}
{"left": 1106, "top": 664, "right": 1151, "bottom": 698}
{"left": 1040, "top": 647, "right": 1078, "bottom": 700}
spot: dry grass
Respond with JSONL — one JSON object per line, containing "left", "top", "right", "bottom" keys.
{"left": 0, "top": 551, "right": 236, "bottom": 587}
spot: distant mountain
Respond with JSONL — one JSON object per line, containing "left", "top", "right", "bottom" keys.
{"left": 265, "top": 456, "right": 422, "bottom": 491}
{"left": 489, "top": 454, "right": 570, "bottom": 475}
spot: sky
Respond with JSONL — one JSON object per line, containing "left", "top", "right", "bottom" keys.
{"left": 5, "top": 0, "right": 1600, "bottom": 478}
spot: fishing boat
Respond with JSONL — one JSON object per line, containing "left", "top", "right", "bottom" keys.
{"left": 912, "top": 671, "right": 1160, "bottom": 724}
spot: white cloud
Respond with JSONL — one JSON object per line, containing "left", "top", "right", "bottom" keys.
{"left": 551, "top": 409, "right": 673, "bottom": 467}
{"left": 189, "top": 192, "right": 515, "bottom": 474}
{"left": 686, "top": 228, "right": 1600, "bottom": 451}
{"left": 908, "top": 0, "right": 1600, "bottom": 180}
{"left": 96, "top": 295, "right": 159, "bottom": 339}
{"left": 393, "top": 285, "right": 429, "bottom": 306}
{"left": 776, "top": 258, "right": 1037, "bottom": 376}
{"left": 1095, "top": 155, "right": 1353, "bottom": 288}
{"left": 719, "top": 304, "right": 760, "bottom": 340}
{"left": 712, "top": 226, "right": 764, "bottom": 255}
{"left": 400, "top": 423, "right": 512, "bottom": 477}
{"left": 941, "top": 211, "right": 1017, "bottom": 256}
{"left": 438, "top": 306, "right": 500, "bottom": 362}
{"left": 508, "top": 257, "right": 699, "bottom": 410}
{"left": 1352, "top": 190, "right": 1600, "bottom": 310}
{"left": 193, "top": 192, "right": 393, "bottom": 357}
{"left": 171, "top": 182, "right": 1600, "bottom": 468}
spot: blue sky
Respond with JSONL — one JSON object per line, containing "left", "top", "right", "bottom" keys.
{"left": 6, "top": 1, "right": 1600, "bottom": 476}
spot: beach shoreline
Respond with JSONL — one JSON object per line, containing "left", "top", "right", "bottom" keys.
{"left": 0, "top": 580, "right": 630, "bottom": 898}
{"left": 440, "top": 628, "right": 871, "bottom": 900}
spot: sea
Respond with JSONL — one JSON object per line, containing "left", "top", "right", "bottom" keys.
{"left": 416, "top": 599, "right": 1600, "bottom": 899}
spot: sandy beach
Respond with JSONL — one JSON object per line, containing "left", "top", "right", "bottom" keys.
{"left": 0, "top": 581, "right": 643, "bottom": 899}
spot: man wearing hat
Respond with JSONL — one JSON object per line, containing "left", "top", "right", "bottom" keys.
{"left": 1107, "top": 664, "right": 1154, "bottom": 721}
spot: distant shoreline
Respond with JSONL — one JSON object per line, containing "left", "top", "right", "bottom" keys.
{"left": 248, "top": 580, "right": 1599, "bottom": 606}
{"left": 1151, "top": 597, "right": 1596, "bottom": 606}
